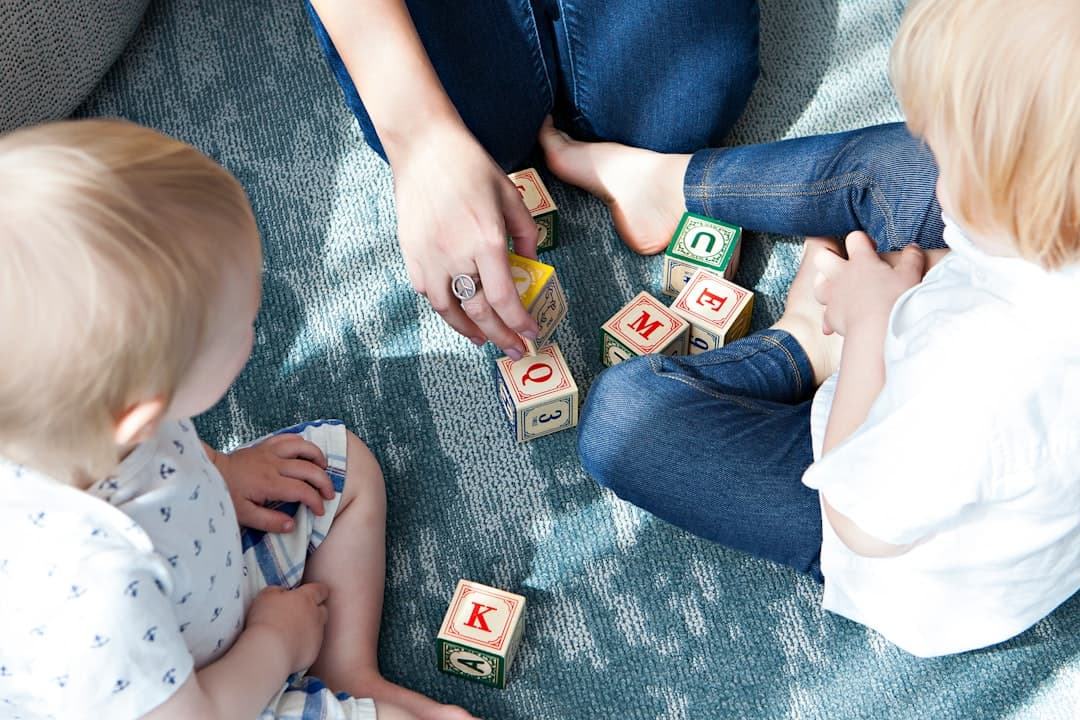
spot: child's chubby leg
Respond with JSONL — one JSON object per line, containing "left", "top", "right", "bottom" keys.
{"left": 772, "top": 237, "right": 846, "bottom": 386}
{"left": 303, "top": 431, "right": 476, "bottom": 720}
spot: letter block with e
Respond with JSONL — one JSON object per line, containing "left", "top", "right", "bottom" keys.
{"left": 662, "top": 211, "right": 742, "bottom": 297}
{"left": 437, "top": 579, "right": 527, "bottom": 689}
{"left": 600, "top": 291, "right": 689, "bottom": 367}
{"left": 509, "top": 252, "right": 568, "bottom": 351}
{"left": 495, "top": 342, "right": 579, "bottom": 442}
{"left": 508, "top": 167, "right": 559, "bottom": 252}
{"left": 671, "top": 268, "right": 755, "bottom": 353}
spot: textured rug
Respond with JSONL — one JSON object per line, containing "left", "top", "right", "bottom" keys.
{"left": 75, "top": 0, "right": 1080, "bottom": 717}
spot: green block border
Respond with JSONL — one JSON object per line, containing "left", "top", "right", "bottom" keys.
{"left": 438, "top": 639, "right": 505, "bottom": 688}
{"left": 665, "top": 211, "right": 741, "bottom": 271}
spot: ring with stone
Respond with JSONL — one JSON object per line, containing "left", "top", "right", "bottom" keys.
{"left": 451, "top": 273, "right": 482, "bottom": 302}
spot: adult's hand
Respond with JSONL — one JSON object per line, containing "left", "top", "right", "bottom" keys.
{"left": 392, "top": 121, "right": 539, "bottom": 358}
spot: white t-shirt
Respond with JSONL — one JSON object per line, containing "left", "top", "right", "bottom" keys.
{"left": 803, "top": 220, "right": 1080, "bottom": 657}
{"left": 0, "top": 419, "right": 244, "bottom": 718}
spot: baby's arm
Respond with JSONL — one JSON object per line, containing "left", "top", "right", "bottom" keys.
{"left": 143, "top": 584, "right": 329, "bottom": 720}
{"left": 814, "top": 233, "right": 927, "bottom": 557}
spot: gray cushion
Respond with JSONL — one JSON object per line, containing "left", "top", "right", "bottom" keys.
{"left": 0, "top": 0, "right": 149, "bottom": 132}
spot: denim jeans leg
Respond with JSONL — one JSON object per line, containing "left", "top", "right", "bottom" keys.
{"left": 305, "top": 1, "right": 556, "bottom": 170}
{"left": 578, "top": 330, "right": 823, "bottom": 577}
{"left": 684, "top": 122, "right": 945, "bottom": 250}
{"left": 553, "top": 0, "right": 760, "bottom": 151}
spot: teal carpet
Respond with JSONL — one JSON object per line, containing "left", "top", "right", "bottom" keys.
{"left": 76, "top": 1, "right": 1079, "bottom": 717}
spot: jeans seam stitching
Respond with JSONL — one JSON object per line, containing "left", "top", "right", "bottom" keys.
{"left": 758, "top": 333, "right": 805, "bottom": 396}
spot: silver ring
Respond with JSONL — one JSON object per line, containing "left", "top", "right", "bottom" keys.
{"left": 451, "top": 273, "right": 481, "bottom": 302}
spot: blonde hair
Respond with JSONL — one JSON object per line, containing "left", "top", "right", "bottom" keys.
{"left": 890, "top": 0, "right": 1080, "bottom": 268}
{"left": 0, "top": 119, "right": 260, "bottom": 484}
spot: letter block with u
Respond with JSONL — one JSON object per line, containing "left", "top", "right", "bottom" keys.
{"left": 495, "top": 343, "right": 579, "bottom": 442}
{"left": 662, "top": 211, "right": 743, "bottom": 297}
{"left": 671, "top": 268, "right": 755, "bottom": 353}
{"left": 600, "top": 291, "right": 689, "bottom": 367}
{"left": 437, "top": 579, "right": 527, "bottom": 688}
{"left": 508, "top": 167, "right": 559, "bottom": 252}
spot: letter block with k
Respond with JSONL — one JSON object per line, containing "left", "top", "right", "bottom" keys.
{"left": 600, "top": 291, "right": 689, "bottom": 368}
{"left": 662, "top": 211, "right": 743, "bottom": 297}
{"left": 508, "top": 167, "right": 559, "bottom": 253}
{"left": 495, "top": 343, "right": 579, "bottom": 442}
{"left": 437, "top": 579, "right": 527, "bottom": 688}
{"left": 671, "top": 268, "right": 755, "bottom": 353}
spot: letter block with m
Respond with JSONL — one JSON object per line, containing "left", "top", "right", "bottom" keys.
{"left": 495, "top": 343, "right": 579, "bottom": 442}
{"left": 437, "top": 579, "right": 527, "bottom": 688}
{"left": 662, "top": 211, "right": 743, "bottom": 297}
{"left": 671, "top": 268, "right": 755, "bottom": 354}
{"left": 600, "top": 291, "right": 689, "bottom": 368}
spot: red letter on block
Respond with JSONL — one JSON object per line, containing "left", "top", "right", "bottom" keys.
{"left": 694, "top": 287, "right": 728, "bottom": 313}
{"left": 627, "top": 311, "right": 663, "bottom": 340}
{"left": 464, "top": 603, "right": 498, "bottom": 633}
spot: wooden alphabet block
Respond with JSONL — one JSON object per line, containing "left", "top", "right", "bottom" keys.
{"left": 495, "top": 343, "right": 578, "bottom": 442}
{"left": 662, "top": 211, "right": 742, "bottom": 297}
{"left": 671, "top": 268, "right": 755, "bottom": 353}
{"left": 509, "top": 167, "right": 559, "bottom": 252}
{"left": 437, "top": 579, "right": 527, "bottom": 689}
{"left": 600, "top": 291, "right": 689, "bottom": 367}
{"left": 509, "top": 252, "right": 567, "bottom": 350}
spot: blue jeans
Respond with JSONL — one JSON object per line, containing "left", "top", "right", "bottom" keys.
{"left": 306, "top": 0, "right": 761, "bottom": 170}
{"left": 579, "top": 330, "right": 824, "bottom": 579}
{"left": 684, "top": 122, "right": 945, "bottom": 251}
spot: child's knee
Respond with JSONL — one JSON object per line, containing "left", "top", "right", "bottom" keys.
{"left": 342, "top": 430, "right": 386, "bottom": 512}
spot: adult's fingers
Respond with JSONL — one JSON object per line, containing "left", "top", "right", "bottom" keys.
{"left": 424, "top": 264, "right": 487, "bottom": 345}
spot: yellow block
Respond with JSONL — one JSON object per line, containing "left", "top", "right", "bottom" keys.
{"left": 508, "top": 253, "right": 555, "bottom": 309}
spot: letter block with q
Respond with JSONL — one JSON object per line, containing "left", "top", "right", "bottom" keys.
{"left": 495, "top": 343, "right": 579, "bottom": 442}
{"left": 671, "top": 268, "right": 754, "bottom": 354}
{"left": 600, "top": 291, "right": 689, "bottom": 367}
{"left": 508, "top": 167, "right": 559, "bottom": 252}
{"left": 437, "top": 579, "right": 527, "bottom": 688}
{"left": 509, "top": 252, "right": 568, "bottom": 352}
{"left": 662, "top": 211, "right": 742, "bottom": 297}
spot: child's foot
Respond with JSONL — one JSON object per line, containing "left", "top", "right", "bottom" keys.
{"left": 364, "top": 676, "right": 478, "bottom": 720}
{"left": 538, "top": 116, "right": 690, "bottom": 255}
{"left": 771, "top": 237, "right": 845, "bottom": 386}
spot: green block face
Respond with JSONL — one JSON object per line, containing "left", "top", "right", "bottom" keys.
{"left": 535, "top": 212, "right": 558, "bottom": 253}
{"left": 600, "top": 330, "right": 637, "bottom": 368}
{"left": 666, "top": 212, "right": 741, "bottom": 271}
{"left": 438, "top": 639, "right": 505, "bottom": 688}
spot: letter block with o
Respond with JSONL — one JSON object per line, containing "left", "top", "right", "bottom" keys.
{"left": 671, "top": 268, "right": 755, "bottom": 353}
{"left": 600, "top": 291, "right": 689, "bottom": 368}
{"left": 662, "top": 211, "right": 743, "bottom": 297}
{"left": 437, "top": 579, "right": 527, "bottom": 689}
{"left": 509, "top": 252, "right": 568, "bottom": 352}
{"left": 495, "top": 342, "right": 579, "bottom": 442}
{"left": 508, "top": 167, "right": 559, "bottom": 253}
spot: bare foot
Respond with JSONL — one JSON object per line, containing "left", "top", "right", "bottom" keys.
{"left": 358, "top": 675, "right": 478, "bottom": 720}
{"left": 771, "top": 237, "right": 845, "bottom": 386}
{"left": 538, "top": 116, "right": 690, "bottom": 255}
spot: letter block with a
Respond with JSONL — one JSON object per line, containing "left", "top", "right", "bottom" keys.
{"left": 671, "top": 268, "right": 755, "bottom": 353}
{"left": 495, "top": 343, "right": 579, "bottom": 442}
{"left": 600, "top": 291, "right": 689, "bottom": 367}
{"left": 662, "top": 211, "right": 742, "bottom": 297}
{"left": 437, "top": 579, "right": 527, "bottom": 689}
{"left": 508, "top": 167, "right": 559, "bottom": 252}
{"left": 509, "top": 252, "right": 567, "bottom": 351}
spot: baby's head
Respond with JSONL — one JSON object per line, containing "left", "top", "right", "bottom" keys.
{"left": 891, "top": 0, "right": 1080, "bottom": 268}
{"left": 0, "top": 119, "right": 262, "bottom": 485}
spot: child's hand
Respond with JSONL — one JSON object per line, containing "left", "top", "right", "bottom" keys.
{"left": 212, "top": 435, "right": 336, "bottom": 533}
{"left": 245, "top": 583, "right": 329, "bottom": 674}
{"left": 814, "top": 231, "right": 925, "bottom": 337}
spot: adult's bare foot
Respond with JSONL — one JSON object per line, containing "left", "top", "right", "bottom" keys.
{"left": 538, "top": 116, "right": 690, "bottom": 255}
{"left": 772, "top": 237, "right": 846, "bottom": 386}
